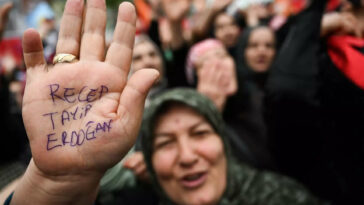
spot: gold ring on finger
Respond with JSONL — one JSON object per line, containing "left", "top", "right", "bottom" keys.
{"left": 53, "top": 53, "right": 78, "bottom": 65}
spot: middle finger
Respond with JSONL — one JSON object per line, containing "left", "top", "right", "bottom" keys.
{"left": 80, "top": 0, "right": 107, "bottom": 61}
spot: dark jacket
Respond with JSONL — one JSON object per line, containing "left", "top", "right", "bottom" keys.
{"left": 265, "top": 0, "right": 364, "bottom": 203}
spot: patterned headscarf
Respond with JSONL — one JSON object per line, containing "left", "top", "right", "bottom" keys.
{"left": 185, "top": 39, "right": 224, "bottom": 84}
{"left": 140, "top": 88, "right": 324, "bottom": 205}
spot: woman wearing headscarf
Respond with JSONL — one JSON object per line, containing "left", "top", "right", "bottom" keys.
{"left": 228, "top": 25, "right": 277, "bottom": 170}
{"left": 185, "top": 38, "right": 275, "bottom": 170}
{"left": 98, "top": 88, "right": 326, "bottom": 205}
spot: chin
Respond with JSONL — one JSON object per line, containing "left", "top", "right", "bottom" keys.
{"left": 252, "top": 65, "right": 269, "bottom": 73}
{"left": 183, "top": 194, "right": 218, "bottom": 205}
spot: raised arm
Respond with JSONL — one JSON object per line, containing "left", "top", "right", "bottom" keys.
{"left": 159, "top": 0, "right": 190, "bottom": 50}
{"left": 191, "top": 0, "right": 232, "bottom": 42}
{"left": 11, "top": 1, "right": 158, "bottom": 204}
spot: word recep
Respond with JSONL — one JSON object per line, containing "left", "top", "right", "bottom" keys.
{"left": 49, "top": 84, "right": 109, "bottom": 103}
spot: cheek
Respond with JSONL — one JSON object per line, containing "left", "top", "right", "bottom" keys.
{"left": 132, "top": 61, "right": 143, "bottom": 73}
{"left": 197, "top": 137, "right": 225, "bottom": 164}
{"left": 216, "top": 29, "right": 224, "bottom": 38}
{"left": 245, "top": 50, "right": 256, "bottom": 65}
{"left": 230, "top": 27, "right": 239, "bottom": 36}
{"left": 154, "top": 59, "right": 163, "bottom": 73}
{"left": 152, "top": 150, "right": 176, "bottom": 178}
{"left": 267, "top": 50, "right": 276, "bottom": 61}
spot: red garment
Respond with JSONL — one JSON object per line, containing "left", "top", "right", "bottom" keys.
{"left": 135, "top": 0, "right": 152, "bottom": 34}
{"left": 0, "top": 37, "right": 23, "bottom": 75}
{"left": 327, "top": 35, "right": 364, "bottom": 90}
{"left": 326, "top": 0, "right": 340, "bottom": 11}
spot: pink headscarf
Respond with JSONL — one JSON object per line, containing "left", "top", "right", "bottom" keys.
{"left": 186, "top": 39, "right": 224, "bottom": 84}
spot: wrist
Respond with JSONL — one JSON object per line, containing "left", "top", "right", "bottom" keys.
{"left": 11, "top": 160, "right": 102, "bottom": 205}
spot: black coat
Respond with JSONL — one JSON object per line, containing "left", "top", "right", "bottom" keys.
{"left": 265, "top": 0, "right": 364, "bottom": 204}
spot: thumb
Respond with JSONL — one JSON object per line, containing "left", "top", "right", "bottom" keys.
{"left": 117, "top": 68, "right": 159, "bottom": 133}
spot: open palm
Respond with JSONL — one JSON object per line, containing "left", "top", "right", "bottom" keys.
{"left": 22, "top": 0, "right": 158, "bottom": 177}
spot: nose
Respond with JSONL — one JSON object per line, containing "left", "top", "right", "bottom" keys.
{"left": 257, "top": 45, "right": 268, "bottom": 55}
{"left": 178, "top": 138, "right": 198, "bottom": 168}
{"left": 139, "top": 55, "right": 152, "bottom": 69}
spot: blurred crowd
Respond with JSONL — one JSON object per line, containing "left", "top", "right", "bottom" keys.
{"left": 1, "top": 0, "right": 364, "bottom": 204}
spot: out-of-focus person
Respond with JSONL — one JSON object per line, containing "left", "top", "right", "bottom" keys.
{"left": 101, "top": 88, "right": 326, "bottom": 205}
{"left": 186, "top": 39, "right": 276, "bottom": 170}
{"left": 213, "top": 12, "right": 240, "bottom": 53}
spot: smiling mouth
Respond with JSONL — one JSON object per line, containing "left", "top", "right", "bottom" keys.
{"left": 180, "top": 172, "right": 207, "bottom": 189}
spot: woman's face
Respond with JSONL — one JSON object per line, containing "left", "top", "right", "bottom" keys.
{"left": 214, "top": 13, "right": 240, "bottom": 48}
{"left": 152, "top": 104, "right": 227, "bottom": 205}
{"left": 132, "top": 41, "right": 163, "bottom": 76}
{"left": 244, "top": 27, "right": 276, "bottom": 73}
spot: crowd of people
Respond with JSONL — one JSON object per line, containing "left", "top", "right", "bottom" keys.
{"left": 0, "top": 0, "right": 363, "bottom": 204}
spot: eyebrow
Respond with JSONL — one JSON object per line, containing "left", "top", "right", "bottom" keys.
{"left": 154, "top": 120, "right": 208, "bottom": 138}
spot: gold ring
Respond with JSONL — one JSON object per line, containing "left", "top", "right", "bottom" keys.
{"left": 53, "top": 53, "right": 78, "bottom": 65}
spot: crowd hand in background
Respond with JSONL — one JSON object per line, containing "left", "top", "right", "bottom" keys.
{"left": 123, "top": 151, "right": 150, "bottom": 182}
{"left": 197, "top": 58, "right": 237, "bottom": 112}
{"left": 321, "top": 11, "right": 362, "bottom": 38}
{"left": 0, "top": 2, "right": 12, "bottom": 41}
{"left": 158, "top": 0, "right": 190, "bottom": 49}
{"left": 242, "top": 4, "right": 269, "bottom": 27}
{"left": 162, "top": 0, "right": 190, "bottom": 23}
{"left": 210, "top": 0, "right": 233, "bottom": 13}
{"left": 11, "top": 0, "right": 159, "bottom": 204}
{"left": 191, "top": 0, "right": 232, "bottom": 41}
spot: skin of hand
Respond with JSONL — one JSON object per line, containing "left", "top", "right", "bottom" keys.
{"left": 243, "top": 4, "right": 261, "bottom": 27}
{"left": 123, "top": 151, "right": 150, "bottom": 182}
{"left": 11, "top": 0, "right": 159, "bottom": 204}
{"left": 162, "top": 0, "right": 191, "bottom": 22}
{"left": 0, "top": 2, "right": 12, "bottom": 41}
{"left": 321, "top": 12, "right": 360, "bottom": 37}
{"left": 211, "top": 0, "right": 232, "bottom": 13}
{"left": 190, "top": 0, "right": 232, "bottom": 42}
{"left": 197, "top": 58, "right": 237, "bottom": 112}
{"left": 159, "top": 0, "right": 188, "bottom": 49}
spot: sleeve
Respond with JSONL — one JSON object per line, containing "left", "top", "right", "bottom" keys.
{"left": 99, "top": 148, "right": 137, "bottom": 194}
{"left": 148, "top": 19, "right": 162, "bottom": 49}
{"left": 264, "top": 0, "right": 327, "bottom": 183}
{"left": 257, "top": 171, "right": 329, "bottom": 205}
{"left": 164, "top": 44, "right": 190, "bottom": 88}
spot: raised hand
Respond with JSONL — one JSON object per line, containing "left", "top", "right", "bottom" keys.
{"left": 211, "top": 0, "right": 232, "bottom": 13}
{"left": 162, "top": 0, "right": 190, "bottom": 22}
{"left": 12, "top": 0, "right": 158, "bottom": 204}
{"left": 0, "top": 2, "right": 12, "bottom": 41}
{"left": 321, "top": 12, "right": 361, "bottom": 37}
{"left": 197, "top": 57, "right": 237, "bottom": 111}
{"left": 123, "top": 151, "right": 150, "bottom": 182}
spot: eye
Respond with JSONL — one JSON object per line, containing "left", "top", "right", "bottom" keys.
{"left": 149, "top": 51, "right": 157, "bottom": 58}
{"left": 248, "top": 42, "right": 258, "bottom": 48}
{"left": 265, "top": 43, "right": 274, "bottom": 49}
{"left": 191, "top": 129, "right": 213, "bottom": 138}
{"left": 154, "top": 138, "right": 175, "bottom": 150}
{"left": 133, "top": 55, "right": 142, "bottom": 61}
